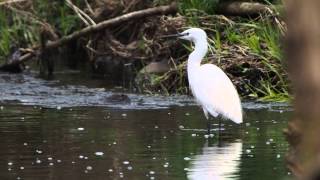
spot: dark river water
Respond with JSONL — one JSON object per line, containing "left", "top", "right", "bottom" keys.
{"left": 0, "top": 72, "right": 292, "bottom": 180}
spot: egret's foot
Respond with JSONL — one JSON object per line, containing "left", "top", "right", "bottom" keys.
{"left": 204, "top": 134, "right": 214, "bottom": 139}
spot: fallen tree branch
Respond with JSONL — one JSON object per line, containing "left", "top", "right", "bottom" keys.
{"left": 66, "top": 0, "right": 96, "bottom": 26}
{"left": 0, "top": 0, "right": 28, "bottom": 6}
{"left": 218, "top": 1, "right": 270, "bottom": 16}
{"left": 0, "top": 2, "right": 177, "bottom": 70}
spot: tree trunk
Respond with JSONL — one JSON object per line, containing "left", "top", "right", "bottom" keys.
{"left": 285, "top": 0, "right": 320, "bottom": 179}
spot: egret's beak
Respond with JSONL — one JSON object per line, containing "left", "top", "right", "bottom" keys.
{"left": 160, "top": 32, "right": 188, "bottom": 39}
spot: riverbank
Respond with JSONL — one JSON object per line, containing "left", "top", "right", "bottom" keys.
{"left": 0, "top": 0, "right": 288, "bottom": 101}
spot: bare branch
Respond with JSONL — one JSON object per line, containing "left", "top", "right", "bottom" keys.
{"left": 0, "top": 0, "right": 28, "bottom": 6}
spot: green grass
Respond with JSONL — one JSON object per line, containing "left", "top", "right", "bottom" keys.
{"left": 179, "top": 0, "right": 219, "bottom": 15}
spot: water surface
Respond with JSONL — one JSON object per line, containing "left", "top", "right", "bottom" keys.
{"left": 0, "top": 72, "right": 291, "bottom": 180}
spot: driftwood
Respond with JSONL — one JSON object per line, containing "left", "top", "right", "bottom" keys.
{"left": 218, "top": 1, "right": 271, "bottom": 16}
{"left": 0, "top": 2, "right": 177, "bottom": 71}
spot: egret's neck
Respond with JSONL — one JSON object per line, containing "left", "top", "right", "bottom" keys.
{"left": 187, "top": 39, "right": 208, "bottom": 70}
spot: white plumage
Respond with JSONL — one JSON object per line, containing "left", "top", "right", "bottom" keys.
{"left": 179, "top": 28, "right": 242, "bottom": 125}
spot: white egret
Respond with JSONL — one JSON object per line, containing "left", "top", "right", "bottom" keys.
{"left": 164, "top": 28, "right": 242, "bottom": 134}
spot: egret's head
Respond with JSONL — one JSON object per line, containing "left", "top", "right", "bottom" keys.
{"left": 161, "top": 28, "right": 207, "bottom": 44}
{"left": 178, "top": 28, "right": 207, "bottom": 43}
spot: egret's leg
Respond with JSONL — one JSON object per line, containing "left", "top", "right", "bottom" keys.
{"left": 207, "top": 120, "right": 211, "bottom": 134}
{"left": 203, "top": 108, "right": 210, "bottom": 135}
{"left": 218, "top": 117, "right": 222, "bottom": 136}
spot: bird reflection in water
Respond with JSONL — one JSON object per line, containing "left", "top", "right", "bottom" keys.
{"left": 187, "top": 140, "right": 242, "bottom": 180}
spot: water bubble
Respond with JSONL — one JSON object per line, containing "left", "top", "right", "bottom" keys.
{"left": 121, "top": 113, "right": 127, "bottom": 117}
{"left": 248, "top": 154, "right": 254, "bottom": 158}
{"left": 57, "top": 159, "right": 62, "bottom": 163}
{"left": 49, "top": 162, "right": 54, "bottom": 166}
{"left": 184, "top": 157, "right": 191, "bottom": 161}
{"left": 163, "top": 136, "right": 167, "bottom": 139}
{"left": 269, "top": 138, "right": 274, "bottom": 142}
{"left": 123, "top": 161, "right": 130, "bottom": 165}
{"left": 86, "top": 166, "right": 93, "bottom": 171}
{"left": 127, "top": 166, "right": 133, "bottom": 170}
{"left": 48, "top": 157, "right": 53, "bottom": 161}
{"left": 185, "top": 112, "right": 190, "bottom": 116}
{"left": 8, "top": 162, "right": 13, "bottom": 166}
{"left": 149, "top": 171, "right": 155, "bottom": 175}
{"left": 152, "top": 157, "right": 156, "bottom": 160}
{"left": 113, "top": 142, "right": 117, "bottom": 145}
{"left": 150, "top": 177, "right": 155, "bottom": 180}
{"left": 77, "top": 127, "right": 85, "bottom": 131}
{"left": 79, "top": 155, "right": 84, "bottom": 159}
{"left": 277, "top": 154, "right": 281, "bottom": 158}
{"left": 57, "top": 106, "right": 62, "bottom": 110}
{"left": 36, "top": 149, "right": 43, "bottom": 154}
{"left": 179, "top": 125, "right": 184, "bottom": 129}
{"left": 8, "top": 168, "right": 12, "bottom": 171}
{"left": 246, "top": 149, "right": 251, "bottom": 153}
{"left": 108, "top": 169, "right": 113, "bottom": 172}
{"left": 20, "top": 166, "right": 24, "bottom": 170}
{"left": 154, "top": 125, "right": 159, "bottom": 129}
{"left": 204, "top": 135, "right": 209, "bottom": 139}
{"left": 84, "top": 156, "right": 88, "bottom": 160}
{"left": 250, "top": 145, "right": 255, "bottom": 149}
{"left": 163, "top": 164, "right": 169, "bottom": 168}
{"left": 191, "top": 134, "right": 197, "bottom": 137}
{"left": 147, "top": 145, "right": 151, "bottom": 149}
{"left": 71, "top": 161, "right": 75, "bottom": 164}
{"left": 36, "top": 159, "right": 42, "bottom": 164}
{"left": 266, "top": 141, "right": 270, "bottom": 145}
{"left": 23, "top": 142, "right": 28, "bottom": 146}
{"left": 95, "top": 152, "right": 104, "bottom": 156}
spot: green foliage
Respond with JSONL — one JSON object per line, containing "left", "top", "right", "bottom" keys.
{"left": 179, "top": 0, "right": 219, "bottom": 15}
{"left": 0, "top": 1, "right": 83, "bottom": 62}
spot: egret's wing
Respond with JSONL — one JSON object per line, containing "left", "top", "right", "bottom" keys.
{"left": 190, "top": 64, "right": 242, "bottom": 123}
